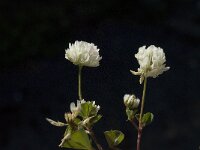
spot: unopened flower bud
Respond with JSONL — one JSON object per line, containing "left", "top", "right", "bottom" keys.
{"left": 124, "top": 94, "right": 140, "bottom": 109}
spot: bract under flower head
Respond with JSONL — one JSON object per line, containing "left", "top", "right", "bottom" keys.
{"left": 130, "top": 45, "right": 170, "bottom": 84}
{"left": 65, "top": 41, "right": 102, "bottom": 67}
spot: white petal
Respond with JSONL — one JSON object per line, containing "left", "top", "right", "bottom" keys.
{"left": 70, "top": 102, "right": 76, "bottom": 113}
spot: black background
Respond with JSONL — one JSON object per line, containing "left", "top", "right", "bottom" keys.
{"left": 0, "top": 0, "right": 200, "bottom": 150}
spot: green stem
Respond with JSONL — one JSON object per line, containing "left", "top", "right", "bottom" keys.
{"left": 137, "top": 77, "right": 147, "bottom": 150}
{"left": 139, "top": 78, "right": 147, "bottom": 124}
{"left": 78, "top": 66, "right": 83, "bottom": 100}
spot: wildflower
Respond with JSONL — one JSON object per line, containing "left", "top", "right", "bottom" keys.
{"left": 65, "top": 41, "right": 102, "bottom": 67}
{"left": 130, "top": 45, "right": 170, "bottom": 84}
{"left": 124, "top": 94, "right": 140, "bottom": 109}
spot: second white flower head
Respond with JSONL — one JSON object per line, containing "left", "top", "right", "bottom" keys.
{"left": 65, "top": 41, "right": 102, "bottom": 67}
{"left": 131, "top": 45, "right": 170, "bottom": 83}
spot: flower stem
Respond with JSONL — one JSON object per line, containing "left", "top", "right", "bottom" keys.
{"left": 78, "top": 66, "right": 83, "bottom": 100}
{"left": 87, "top": 128, "right": 103, "bottom": 150}
{"left": 137, "top": 77, "right": 147, "bottom": 150}
{"left": 130, "top": 120, "right": 138, "bottom": 130}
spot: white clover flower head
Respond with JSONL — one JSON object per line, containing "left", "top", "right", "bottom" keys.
{"left": 130, "top": 45, "right": 170, "bottom": 84}
{"left": 65, "top": 41, "right": 102, "bottom": 67}
{"left": 124, "top": 94, "right": 140, "bottom": 109}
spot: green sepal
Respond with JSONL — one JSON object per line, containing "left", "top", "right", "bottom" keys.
{"left": 60, "top": 128, "right": 93, "bottom": 150}
{"left": 135, "top": 114, "right": 140, "bottom": 121}
{"left": 104, "top": 130, "right": 124, "bottom": 148}
{"left": 142, "top": 112, "right": 154, "bottom": 127}
{"left": 126, "top": 108, "right": 138, "bottom": 121}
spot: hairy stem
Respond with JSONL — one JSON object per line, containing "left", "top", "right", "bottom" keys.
{"left": 137, "top": 77, "right": 147, "bottom": 150}
{"left": 78, "top": 66, "right": 83, "bottom": 100}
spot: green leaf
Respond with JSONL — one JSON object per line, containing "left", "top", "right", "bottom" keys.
{"left": 79, "top": 101, "right": 99, "bottom": 118}
{"left": 142, "top": 112, "right": 154, "bottom": 127}
{"left": 60, "top": 129, "right": 92, "bottom": 150}
{"left": 79, "top": 102, "right": 90, "bottom": 118}
{"left": 104, "top": 130, "right": 124, "bottom": 148}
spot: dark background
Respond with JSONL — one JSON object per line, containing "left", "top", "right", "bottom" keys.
{"left": 0, "top": 0, "right": 200, "bottom": 150}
